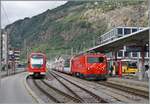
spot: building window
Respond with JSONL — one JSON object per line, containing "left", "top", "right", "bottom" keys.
{"left": 125, "top": 51, "right": 129, "bottom": 57}
{"left": 118, "top": 28, "right": 123, "bottom": 34}
{"left": 144, "top": 52, "right": 147, "bottom": 57}
{"left": 124, "top": 28, "right": 131, "bottom": 35}
{"left": 132, "top": 28, "right": 138, "bottom": 33}
{"left": 140, "top": 52, "right": 148, "bottom": 57}
{"left": 132, "top": 52, "right": 137, "bottom": 57}
{"left": 118, "top": 51, "right": 123, "bottom": 57}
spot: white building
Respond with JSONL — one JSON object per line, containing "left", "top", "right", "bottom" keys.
{"left": 2, "top": 32, "right": 7, "bottom": 65}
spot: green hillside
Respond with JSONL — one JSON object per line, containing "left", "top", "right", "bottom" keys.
{"left": 5, "top": 0, "right": 148, "bottom": 59}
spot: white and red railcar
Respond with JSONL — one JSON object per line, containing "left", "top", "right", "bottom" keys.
{"left": 27, "top": 52, "right": 47, "bottom": 77}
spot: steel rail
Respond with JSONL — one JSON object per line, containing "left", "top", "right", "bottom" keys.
{"left": 50, "top": 71, "right": 107, "bottom": 103}
{"left": 41, "top": 79, "right": 82, "bottom": 103}
{"left": 48, "top": 72, "right": 84, "bottom": 103}
{"left": 32, "top": 79, "right": 60, "bottom": 103}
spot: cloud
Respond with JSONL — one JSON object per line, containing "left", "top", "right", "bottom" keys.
{"left": 1, "top": 1, "right": 67, "bottom": 28}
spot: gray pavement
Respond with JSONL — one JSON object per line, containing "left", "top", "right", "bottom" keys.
{"left": 0, "top": 68, "right": 26, "bottom": 78}
{"left": 108, "top": 77, "right": 148, "bottom": 88}
{"left": 0, "top": 72, "right": 36, "bottom": 103}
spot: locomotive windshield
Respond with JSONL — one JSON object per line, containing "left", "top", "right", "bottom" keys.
{"left": 31, "top": 55, "right": 44, "bottom": 68}
{"left": 128, "top": 62, "right": 137, "bottom": 68}
{"left": 87, "top": 57, "right": 104, "bottom": 63}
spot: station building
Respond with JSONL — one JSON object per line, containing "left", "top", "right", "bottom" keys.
{"left": 97, "top": 27, "right": 149, "bottom": 69}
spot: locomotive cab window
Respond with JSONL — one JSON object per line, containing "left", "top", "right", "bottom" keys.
{"left": 31, "top": 55, "right": 44, "bottom": 68}
{"left": 87, "top": 57, "right": 104, "bottom": 63}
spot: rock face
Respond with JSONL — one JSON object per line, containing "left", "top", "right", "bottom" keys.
{"left": 4, "top": 0, "right": 148, "bottom": 57}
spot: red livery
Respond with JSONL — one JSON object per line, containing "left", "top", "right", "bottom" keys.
{"left": 27, "top": 53, "right": 47, "bottom": 77}
{"left": 53, "top": 53, "right": 107, "bottom": 80}
{"left": 71, "top": 53, "right": 107, "bottom": 80}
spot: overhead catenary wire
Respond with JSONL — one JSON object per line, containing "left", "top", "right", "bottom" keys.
{"left": 2, "top": 4, "right": 11, "bottom": 25}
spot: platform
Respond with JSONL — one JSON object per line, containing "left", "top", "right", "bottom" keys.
{"left": 108, "top": 77, "right": 148, "bottom": 92}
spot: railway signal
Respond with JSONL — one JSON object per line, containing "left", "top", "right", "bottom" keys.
{"left": 8, "top": 49, "right": 20, "bottom": 74}
{"left": 9, "top": 50, "right": 20, "bottom": 63}
{"left": 14, "top": 50, "right": 20, "bottom": 63}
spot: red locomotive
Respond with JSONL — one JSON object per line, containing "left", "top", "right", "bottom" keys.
{"left": 53, "top": 53, "right": 107, "bottom": 80}
{"left": 71, "top": 53, "right": 107, "bottom": 80}
{"left": 27, "top": 52, "right": 47, "bottom": 77}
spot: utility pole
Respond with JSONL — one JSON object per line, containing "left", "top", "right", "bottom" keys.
{"left": 83, "top": 41, "right": 85, "bottom": 51}
{"left": 93, "top": 36, "right": 95, "bottom": 47}
{"left": 75, "top": 49, "right": 78, "bottom": 55}
{"left": 24, "top": 39, "right": 27, "bottom": 58}
{"left": 0, "top": 0, "right": 2, "bottom": 87}
{"left": 148, "top": 0, "right": 150, "bottom": 102}
{"left": 71, "top": 48, "right": 73, "bottom": 56}
{"left": 6, "top": 33, "right": 9, "bottom": 76}
{"left": 24, "top": 39, "right": 29, "bottom": 63}
{"left": 0, "top": 29, "right": 2, "bottom": 87}
{"left": 5, "top": 32, "right": 9, "bottom": 76}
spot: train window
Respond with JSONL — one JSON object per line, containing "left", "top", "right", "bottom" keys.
{"left": 87, "top": 57, "right": 104, "bottom": 63}
{"left": 128, "top": 62, "right": 137, "bottom": 68}
{"left": 31, "top": 55, "right": 44, "bottom": 68}
{"left": 124, "top": 28, "right": 131, "bottom": 35}
{"left": 31, "top": 55, "right": 43, "bottom": 58}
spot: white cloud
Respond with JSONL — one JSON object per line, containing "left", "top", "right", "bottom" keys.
{"left": 1, "top": 1, "right": 67, "bottom": 28}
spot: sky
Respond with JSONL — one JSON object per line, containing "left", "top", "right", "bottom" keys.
{"left": 1, "top": 1, "right": 67, "bottom": 28}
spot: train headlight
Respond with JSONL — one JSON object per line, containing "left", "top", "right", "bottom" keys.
{"left": 100, "top": 67, "right": 104, "bottom": 70}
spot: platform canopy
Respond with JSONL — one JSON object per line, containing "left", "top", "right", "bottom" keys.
{"left": 80, "top": 27, "right": 149, "bottom": 54}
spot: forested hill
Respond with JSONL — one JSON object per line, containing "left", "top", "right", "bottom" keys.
{"left": 5, "top": 0, "right": 148, "bottom": 58}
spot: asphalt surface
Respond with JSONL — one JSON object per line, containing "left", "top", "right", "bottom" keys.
{"left": 0, "top": 72, "right": 36, "bottom": 103}
{"left": 0, "top": 68, "right": 26, "bottom": 77}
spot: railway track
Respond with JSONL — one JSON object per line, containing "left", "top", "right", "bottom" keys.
{"left": 49, "top": 71, "right": 108, "bottom": 103}
{"left": 97, "top": 81, "right": 149, "bottom": 99}
{"left": 48, "top": 72, "right": 84, "bottom": 103}
{"left": 49, "top": 71, "right": 148, "bottom": 103}
{"left": 26, "top": 76, "right": 81, "bottom": 103}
